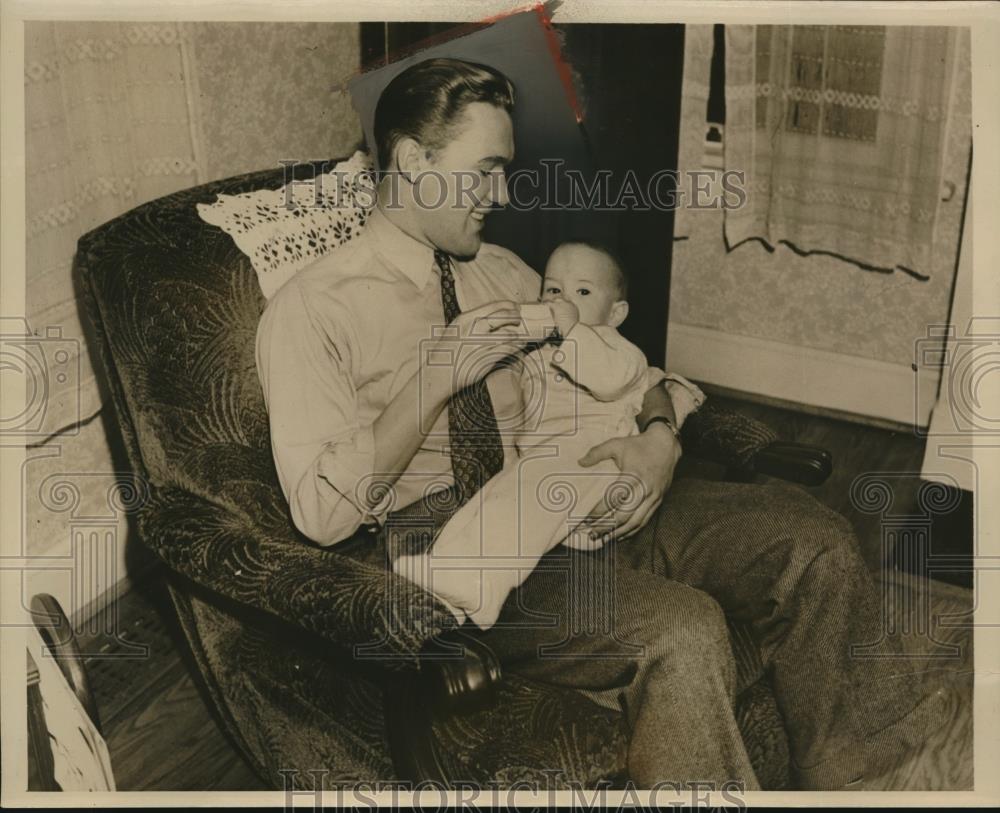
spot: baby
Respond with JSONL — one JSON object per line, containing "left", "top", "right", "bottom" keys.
{"left": 394, "top": 241, "right": 663, "bottom": 629}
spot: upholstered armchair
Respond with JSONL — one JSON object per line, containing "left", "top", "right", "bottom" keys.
{"left": 76, "top": 158, "right": 832, "bottom": 792}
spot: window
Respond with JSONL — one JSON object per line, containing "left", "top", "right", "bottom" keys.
{"left": 757, "top": 25, "right": 886, "bottom": 142}
{"left": 707, "top": 24, "right": 887, "bottom": 143}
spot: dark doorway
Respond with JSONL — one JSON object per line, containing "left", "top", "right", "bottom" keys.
{"left": 556, "top": 24, "right": 685, "bottom": 368}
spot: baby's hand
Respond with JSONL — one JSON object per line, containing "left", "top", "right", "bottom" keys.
{"left": 548, "top": 299, "right": 579, "bottom": 337}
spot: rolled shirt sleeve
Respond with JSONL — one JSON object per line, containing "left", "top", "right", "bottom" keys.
{"left": 665, "top": 372, "right": 706, "bottom": 427}
{"left": 645, "top": 367, "right": 706, "bottom": 427}
{"left": 256, "top": 279, "right": 388, "bottom": 545}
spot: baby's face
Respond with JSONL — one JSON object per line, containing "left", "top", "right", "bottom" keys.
{"left": 541, "top": 244, "right": 624, "bottom": 326}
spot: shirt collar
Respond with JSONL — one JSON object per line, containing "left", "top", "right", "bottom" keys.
{"left": 366, "top": 205, "right": 437, "bottom": 289}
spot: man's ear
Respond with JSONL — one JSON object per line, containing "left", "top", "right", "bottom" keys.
{"left": 394, "top": 137, "right": 426, "bottom": 183}
{"left": 608, "top": 300, "right": 629, "bottom": 328}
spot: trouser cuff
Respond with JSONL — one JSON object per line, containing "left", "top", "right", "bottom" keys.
{"left": 790, "top": 747, "right": 866, "bottom": 790}
{"left": 863, "top": 685, "right": 951, "bottom": 780}
{"left": 791, "top": 684, "right": 950, "bottom": 790}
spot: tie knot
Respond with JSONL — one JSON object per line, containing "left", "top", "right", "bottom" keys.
{"left": 434, "top": 250, "right": 452, "bottom": 274}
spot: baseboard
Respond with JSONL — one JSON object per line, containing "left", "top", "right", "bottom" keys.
{"left": 695, "top": 382, "right": 922, "bottom": 433}
{"left": 666, "top": 323, "right": 939, "bottom": 428}
{"left": 24, "top": 541, "right": 157, "bottom": 632}
{"left": 70, "top": 553, "right": 159, "bottom": 630}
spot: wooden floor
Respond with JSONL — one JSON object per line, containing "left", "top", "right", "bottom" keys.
{"left": 78, "top": 395, "right": 974, "bottom": 792}
{"left": 79, "top": 577, "right": 267, "bottom": 791}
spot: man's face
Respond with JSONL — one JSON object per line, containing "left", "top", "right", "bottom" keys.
{"left": 415, "top": 102, "right": 513, "bottom": 259}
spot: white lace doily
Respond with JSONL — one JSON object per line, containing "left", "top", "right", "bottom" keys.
{"left": 197, "top": 150, "right": 376, "bottom": 299}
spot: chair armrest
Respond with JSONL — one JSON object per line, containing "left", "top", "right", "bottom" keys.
{"left": 136, "top": 484, "right": 461, "bottom": 669}
{"left": 384, "top": 628, "right": 503, "bottom": 784}
{"left": 418, "top": 627, "right": 503, "bottom": 715}
{"left": 681, "top": 401, "right": 779, "bottom": 469}
{"left": 681, "top": 402, "right": 833, "bottom": 486}
{"left": 752, "top": 441, "right": 833, "bottom": 487}
{"left": 145, "top": 484, "right": 503, "bottom": 783}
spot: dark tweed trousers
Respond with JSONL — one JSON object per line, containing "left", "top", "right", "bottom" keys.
{"left": 353, "top": 477, "right": 941, "bottom": 790}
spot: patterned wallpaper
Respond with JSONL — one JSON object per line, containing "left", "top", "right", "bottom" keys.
{"left": 670, "top": 208, "right": 960, "bottom": 366}
{"left": 186, "top": 22, "right": 363, "bottom": 181}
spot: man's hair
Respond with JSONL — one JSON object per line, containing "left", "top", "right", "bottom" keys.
{"left": 373, "top": 58, "right": 515, "bottom": 170}
{"left": 557, "top": 239, "right": 630, "bottom": 301}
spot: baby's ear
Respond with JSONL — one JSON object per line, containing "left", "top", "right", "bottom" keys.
{"left": 608, "top": 300, "right": 629, "bottom": 328}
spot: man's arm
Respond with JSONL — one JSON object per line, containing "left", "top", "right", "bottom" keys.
{"left": 638, "top": 370, "right": 706, "bottom": 432}
{"left": 257, "top": 285, "right": 528, "bottom": 545}
{"left": 256, "top": 282, "right": 390, "bottom": 545}
{"left": 576, "top": 370, "right": 705, "bottom": 543}
{"left": 637, "top": 378, "right": 680, "bottom": 433}
{"left": 369, "top": 300, "right": 531, "bottom": 495}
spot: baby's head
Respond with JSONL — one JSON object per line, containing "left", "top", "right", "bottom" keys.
{"left": 541, "top": 241, "right": 629, "bottom": 327}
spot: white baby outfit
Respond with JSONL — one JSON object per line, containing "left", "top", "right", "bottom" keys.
{"left": 395, "top": 321, "right": 664, "bottom": 629}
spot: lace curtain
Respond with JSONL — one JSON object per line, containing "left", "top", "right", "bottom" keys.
{"left": 723, "top": 25, "right": 971, "bottom": 281}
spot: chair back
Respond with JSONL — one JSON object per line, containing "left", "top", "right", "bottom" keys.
{"left": 75, "top": 160, "right": 341, "bottom": 533}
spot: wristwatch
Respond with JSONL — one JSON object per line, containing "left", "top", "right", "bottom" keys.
{"left": 643, "top": 415, "right": 682, "bottom": 441}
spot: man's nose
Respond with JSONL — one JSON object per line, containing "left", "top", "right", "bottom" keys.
{"left": 490, "top": 171, "right": 509, "bottom": 208}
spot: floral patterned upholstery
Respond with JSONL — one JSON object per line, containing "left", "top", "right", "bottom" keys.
{"left": 75, "top": 159, "right": 791, "bottom": 790}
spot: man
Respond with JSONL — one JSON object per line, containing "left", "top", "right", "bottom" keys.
{"left": 257, "top": 58, "right": 941, "bottom": 790}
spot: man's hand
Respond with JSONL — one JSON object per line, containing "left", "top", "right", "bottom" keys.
{"left": 426, "top": 300, "right": 533, "bottom": 394}
{"left": 576, "top": 421, "right": 682, "bottom": 543}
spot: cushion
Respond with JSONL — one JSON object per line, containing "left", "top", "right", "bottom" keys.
{"left": 196, "top": 150, "right": 375, "bottom": 298}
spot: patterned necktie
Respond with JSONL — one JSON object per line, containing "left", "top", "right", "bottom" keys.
{"left": 435, "top": 250, "right": 505, "bottom": 507}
